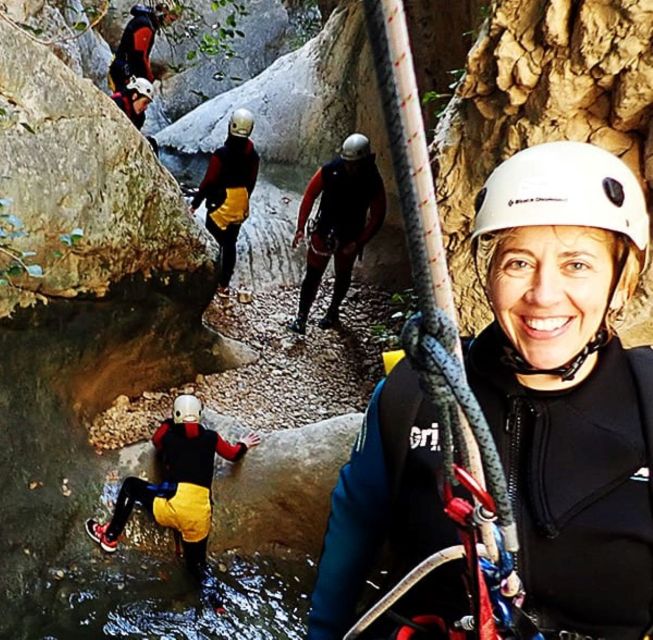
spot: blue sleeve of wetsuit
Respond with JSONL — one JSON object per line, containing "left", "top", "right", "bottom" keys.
{"left": 307, "top": 380, "right": 392, "bottom": 640}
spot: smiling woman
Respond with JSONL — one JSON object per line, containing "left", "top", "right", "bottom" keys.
{"left": 306, "top": 140, "right": 653, "bottom": 640}
{"left": 472, "top": 141, "right": 648, "bottom": 390}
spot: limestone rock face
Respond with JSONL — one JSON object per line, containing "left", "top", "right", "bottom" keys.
{"left": 2, "top": 0, "right": 114, "bottom": 84}
{"left": 433, "top": 0, "right": 653, "bottom": 343}
{"left": 211, "top": 412, "right": 361, "bottom": 554}
{"left": 0, "top": 17, "right": 212, "bottom": 319}
{"left": 156, "top": 4, "right": 361, "bottom": 166}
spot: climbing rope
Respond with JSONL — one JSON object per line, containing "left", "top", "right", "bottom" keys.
{"left": 359, "top": 0, "right": 527, "bottom": 635}
{"left": 343, "top": 544, "right": 491, "bottom": 640}
{"left": 361, "top": 0, "right": 516, "bottom": 548}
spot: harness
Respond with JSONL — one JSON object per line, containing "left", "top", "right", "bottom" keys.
{"left": 374, "top": 344, "right": 653, "bottom": 639}
{"left": 311, "top": 157, "right": 380, "bottom": 247}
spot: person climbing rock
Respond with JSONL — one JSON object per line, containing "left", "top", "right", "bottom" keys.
{"left": 86, "top": 393, "right": 261, "bottom": 611}
{"left": 110, "top": 76, "right": 154, "bottom": 132}
{"left": 190, "top": 108, "right": 260, "bottom": 298}
{"left": 109, "top": 2, "right": 179, "bottom": 92}
{"left": 288, "top": 133, "right": 386, "bottom": 335}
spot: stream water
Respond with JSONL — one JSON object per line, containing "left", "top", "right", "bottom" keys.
{"left": 13, "top": 547, "right": 313, "bottom": 639}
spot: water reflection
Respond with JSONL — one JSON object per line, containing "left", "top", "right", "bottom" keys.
{"left": 21, "top": 551, "right": 312, "bottom": 639}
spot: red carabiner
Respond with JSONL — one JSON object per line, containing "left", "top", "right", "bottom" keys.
{"left": 452, "top": 463, "right": 497, "bottom": 515}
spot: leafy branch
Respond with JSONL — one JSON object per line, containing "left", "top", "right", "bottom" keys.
{"left": 0, "top": 0, "right": 109, "bottom": 46}
{"left": 0, "top": 197, "right": 83, "bottom": 287}
{"left": 162, "top": 0, "right": 248, "bottom": 80}
{"left": 370, "top": 289, "right": 419, "bottom": 348}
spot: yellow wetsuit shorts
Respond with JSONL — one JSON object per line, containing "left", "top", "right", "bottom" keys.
{"left": 209, "top": 186, "right": 249, "bottom": 230}
{"left": 152, "top": 482, "right": 212, "bottom": 543}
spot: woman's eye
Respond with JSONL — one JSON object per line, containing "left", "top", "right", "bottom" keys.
{"left": 567, "top": 261, "right": 589, "bottom": 272}
{"left": 505, "top": 259, "right": 529, "bottom": 270}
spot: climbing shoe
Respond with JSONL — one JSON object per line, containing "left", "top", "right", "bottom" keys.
{"left": 85, "top": 519, "right": 118, "bottom": 554}
{"left": 318, "top": 312, "right": 339, "bottom": 330}
{"left": 287, "top": 317, "right": 307, "bottom": 335}
{"left": 216, "top": 285, "right": 231, "bottom": 299}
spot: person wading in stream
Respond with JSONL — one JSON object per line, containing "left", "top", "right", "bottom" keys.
{"left": 86, "top": 394, "right": 261, "bottom": 611}
{"left": 288, "top": 133, "right": 386, "bottom": 335}
{"left": 190, "top": 108, "right": 260, "bottom": 299}
{"left": 109, "top": 2, "right": 180, "bottom": 92}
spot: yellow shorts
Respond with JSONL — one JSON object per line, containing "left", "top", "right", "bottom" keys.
{"left": 153, "top": 482, "right": 212, "bottom": 543}
{"left": 209, "top": 186, "right": 249, "bottom": 230}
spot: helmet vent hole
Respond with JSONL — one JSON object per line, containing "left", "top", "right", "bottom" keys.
{"left": 474, "top": 187, "right": 487, "bottom": 214}
{"left": 603, "top": 177, "right": 625, "bottom": 207}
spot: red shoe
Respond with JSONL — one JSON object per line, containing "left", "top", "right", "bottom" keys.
{"left": 85, "top": 519, "right": 118, "bottom": 554}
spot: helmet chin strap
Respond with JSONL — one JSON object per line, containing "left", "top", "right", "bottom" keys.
{"left": 499, "top": 329, "right": 610, "bottom": 382}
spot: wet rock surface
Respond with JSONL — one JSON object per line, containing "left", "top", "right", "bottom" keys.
{"left": 89, "top": 279, "right": 402, "bottom": 449}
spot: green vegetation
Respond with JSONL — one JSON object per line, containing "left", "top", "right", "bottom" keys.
{"left": 162, "top": 0, "right": 248, "bottom": 79}
{"left": 0, "top": 197, "right": 83, "bottom": 287}
{"left": 370, "top": 288, "right": 418, "bottom": 348}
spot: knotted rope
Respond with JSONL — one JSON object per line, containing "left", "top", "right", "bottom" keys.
{"left": 362, "top": 0, "right": 517, "bottom": 550}
{"left": 401, "top": 310, "right": 513, "bottom": 529}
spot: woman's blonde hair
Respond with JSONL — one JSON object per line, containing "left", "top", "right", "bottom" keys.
{"left": 473, "top": 227, "right": 641, "bottom": 336}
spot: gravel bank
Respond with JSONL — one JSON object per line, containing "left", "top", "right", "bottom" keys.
{"left": 89, "top": 279, "right": 405, "bottom": 450}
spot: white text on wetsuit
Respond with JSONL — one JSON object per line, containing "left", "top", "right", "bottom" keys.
{"left": 409, "top": 424, "right": 441, "bottom": 451}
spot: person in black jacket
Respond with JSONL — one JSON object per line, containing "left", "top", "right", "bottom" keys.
{"left": 109, "top": 3, "right": 179, "bottom": 92}
{"left": 288, "top": 133, "right": 386, "bottom": 334}
{"left": 190, "top": 108, "right": 260, "bottom": 297}
{"left": 307, "top": 141, "right": 653, "bottom": 639}
{"left": 86, "top": 394, "right": 260, "bottom": 609}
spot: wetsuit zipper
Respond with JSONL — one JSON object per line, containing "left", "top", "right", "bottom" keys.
{"left": 505, "top": 396, "right": 524, "bottom": 574}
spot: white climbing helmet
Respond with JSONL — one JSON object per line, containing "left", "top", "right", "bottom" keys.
{"left": 229, "top": 108, "right": 254, "bottom": 138}
{"left": 173, "top": 394, "right": 202, "bottom": 424}
{"left": 472, "top": 141, "right": 650, "bottom": 269}
{"left": 126, "top": 76, "right": 154, "bottom": 101}
{"left": 340, "top": 133, "right": 371, "bottom": 162}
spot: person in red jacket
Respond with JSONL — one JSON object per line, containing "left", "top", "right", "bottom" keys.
{"left": 190, "top": 108, "right": 260, "bottom": 297}
{"left": 86, "top": 394, "right": 260, "bottom": 609}
{"left": 288, "top": 133, "right": 386, "bottom": 335}
{"left": 110, "top": 76, "right": 154, "bottom": 131}
{"left": 109, "top": 3, "right": 179, "bottom": 92}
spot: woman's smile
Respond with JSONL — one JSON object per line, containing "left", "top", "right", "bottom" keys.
{"left": 488, "top": 225, "right": 616, "bottom": 380}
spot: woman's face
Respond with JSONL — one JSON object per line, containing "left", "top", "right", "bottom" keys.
{"left": 488, "top": 225, "right": 616, "bottom": 372}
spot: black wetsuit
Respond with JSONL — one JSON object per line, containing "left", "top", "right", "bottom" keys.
{"left": 295, "top": 156, "right": 385, "bottom": 322}
{"left": 110, "top": 4, "right": 158, "bottom": 91}
{"left": 192, "top": 135, "right": 260, "bottom": 289}
{"left": 308, "top": 324, "right": 653, "bottom": 639}
{"left": 104, "top": 420, "right": 247, "bottom": 589}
